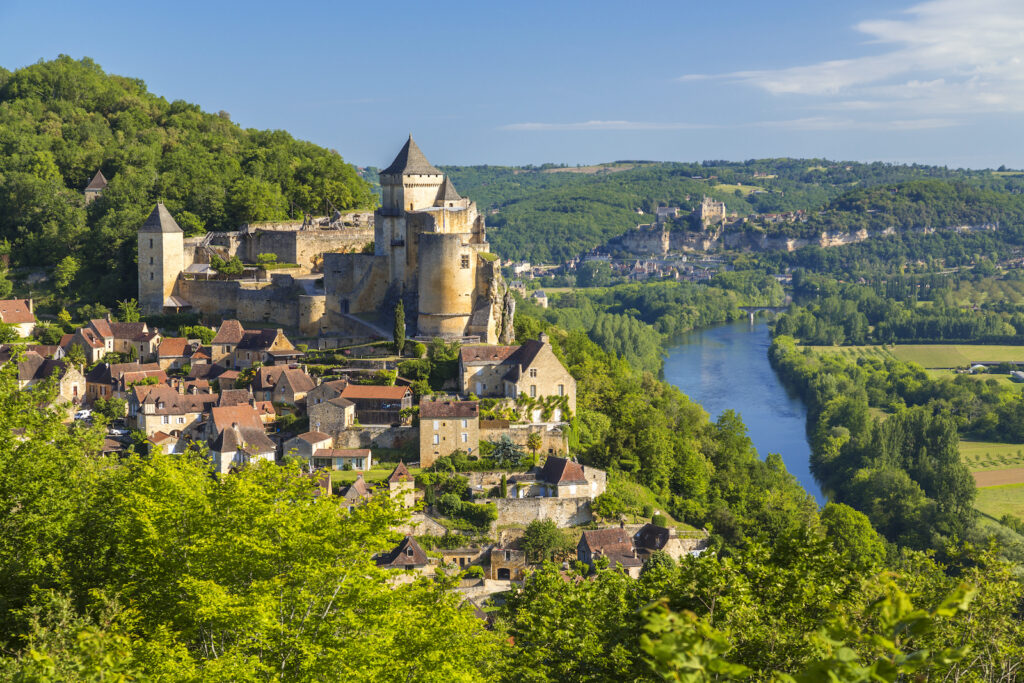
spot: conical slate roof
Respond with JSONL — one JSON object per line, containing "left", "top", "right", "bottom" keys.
{"left": 436, "top": 176, "right": 462, "bottom": 202}
{"left": 380, "top": 135, "right": 442, "bottom": 176}
{"left": 140, "top": 203, "right": 183, "bottom": 233}
{"left": 85, "top": 170, "right": 108, "bottom": 190}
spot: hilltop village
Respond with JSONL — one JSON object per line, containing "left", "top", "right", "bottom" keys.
{"left": 0, "top": 138, "right": 706, "bottom": 594}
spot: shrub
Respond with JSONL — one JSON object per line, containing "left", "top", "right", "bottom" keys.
{"left": 652, "top": 513, "right": 669, "bottom": 528}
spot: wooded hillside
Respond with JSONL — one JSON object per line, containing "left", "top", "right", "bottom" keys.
{"left": 0, "top": 56, "right": 375, "bottom": 304}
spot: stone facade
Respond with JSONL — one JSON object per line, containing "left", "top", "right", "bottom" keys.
{"left": 418, "top": 399, "right": 480, "bottom": 468}
{"left": 493, "top": 496, "right": 594, "bottom": 529}
{"left": 459, "top": 333, "right": 576, "bottom": 414}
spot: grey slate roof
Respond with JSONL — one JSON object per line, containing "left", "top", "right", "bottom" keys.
{"left": 436, "top": 176, "right": 462, "bottom": 201}
{"left": 140, "top": 203, "right": 183, "bottom": 233}
{"left": 380, "top": 136, "right": 442, "bottom": 176}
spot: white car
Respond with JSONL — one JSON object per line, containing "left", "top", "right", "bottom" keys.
{"left": 74, "top": 409, "right": 92, "bottom": 420}
{"left": 108, "top": 428, "right": 129, "bottom": 437}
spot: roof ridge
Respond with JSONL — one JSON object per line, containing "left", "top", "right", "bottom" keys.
{"left": 140, "top": 202, "right": 183, "bottom": 234}
{"left": 380, "top": 135, "right": 443, "bottom": 176}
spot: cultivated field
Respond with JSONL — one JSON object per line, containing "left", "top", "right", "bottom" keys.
{"left": 950, "top": 278, "right": 1024, "bottom": 307}
{"left": 806, "top": 344, "right": 1024, "bottom": 368}
{"left": 961, "top": 440, "right": 1024, "bottom": 471}
{"left": 975, "top": 482, "right": 1024, "bottom": 519}
{"left": 712, "top": 182, "right": 764, "bottom": 196}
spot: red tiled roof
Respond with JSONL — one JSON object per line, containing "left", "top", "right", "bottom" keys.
{"left": 89, "top": 318, "right": 113, "bottom": 339}
{"left": 158, "top": 337, "right": 188, "bottom": 357}
{"left": 296, "top": 430, "right": 331, "bottom": 444}
{"left": 420, "top": 399, "right": 479, "bottom": 419}
{"left": 540, "top": 456, "right": 587, "bottom": 485}
{"left": 314, "top": 448, "right": 371, "bottom": 459}
{"left": 340, "top": 384, "right": 411, "bottom": 400}
{"left": 387, "top": 462, "right": 412, "bottom": 484}
{"left": 377, "top": 535, "right": 429, "bottom": 568}
{"left": 211, "top": 319, "right": 245, "bottom": 345}
{"left": 0, "top": 299, "right": 34, "bottom": 324}
{"left": 210, "top": 404, "right": 264, "bottom": 433}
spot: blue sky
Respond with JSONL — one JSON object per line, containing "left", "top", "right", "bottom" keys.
{"left": 1, "top": 0, "right": 1021, "bottom": 168}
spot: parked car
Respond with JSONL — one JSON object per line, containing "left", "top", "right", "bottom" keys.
{"left": 108, "top": 427, "right": 129, "bottom": 437}
{"left": 74, "top": 409, "right": 92, "bottom": 420}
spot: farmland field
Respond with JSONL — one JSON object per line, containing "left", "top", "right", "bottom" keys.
{"left": 950, "top": 278, "right": 1024, "bottom": 307}
{"left": 975, "top": 482, "right": 1024, "bottom": 519}
{"left": 961, "top": 440, "right": 1024, "bottom": 472}
{"left": 805, "top": 344, "right": 1024, "bottom": 368}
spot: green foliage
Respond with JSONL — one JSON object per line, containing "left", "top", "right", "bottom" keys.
{"left": 92, "top": 397, "right": 126, "bottom": 422}
{"left": 394, "top": 300, "right": 406, "bottom": 356}
{"left": 521, "top": 519, "right": 572, "bottom": 562}
{"left": 179, "top": 324, "right": 215, "bottom": 344}
{"left": 0, "top": 322, "right": 18, "bottom": 343}
{"left": 255, "top": 252, "right": 278, "bottom": 265}
{"left": 592, "top": 493, "right": 626, "bottom": 522}
{"left": 115, "top": 298, "right": 140, "bottom": 323}
{"left": 209, "top": 253, "right": 243, "bottom": 276}
{"left": 65, "top": 343, "right": 86, "bottom": 367}
{"left": 34, "top": 322, "right": 63, "bottom": 345}
{"left": 53, "top": 255, "right": 79, "bottom": 292}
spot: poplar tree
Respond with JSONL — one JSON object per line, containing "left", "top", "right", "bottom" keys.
{"left": 393, "top": 300, "right": 406, "bottom": 355}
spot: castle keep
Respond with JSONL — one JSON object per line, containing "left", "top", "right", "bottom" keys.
{"left": 139, "top": 137, "right": 510, "bottom": 343}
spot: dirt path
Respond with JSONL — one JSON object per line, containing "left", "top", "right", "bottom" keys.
{"left": 974, "top": 468, "right": 1024, "bottom": 487}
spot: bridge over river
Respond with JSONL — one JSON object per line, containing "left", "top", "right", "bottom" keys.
{"left": 739, "top": 305, "right": 788, "bottom": 323}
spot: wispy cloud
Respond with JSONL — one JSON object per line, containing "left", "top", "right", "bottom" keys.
{"left": 500, "top": 120, "right": 715, "bottom": 131}
{"left": 701, "top": 0, "right": 1024, "bottom": 115}
{"left": 501, "top": 117, "right": 957, "bottom": 133}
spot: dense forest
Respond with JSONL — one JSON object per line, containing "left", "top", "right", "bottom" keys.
{"left": 0, "top": 56, "right": 375, "bottom": 306}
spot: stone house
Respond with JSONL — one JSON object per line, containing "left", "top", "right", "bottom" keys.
{"left": 85, "top": 361, "right": 165, "bottom": 403}
{"left": 418, "top": 398, "right": 479, "bottom": 468}
{"left": 439, "top": 546, "right": 486, "bottom": 572}
{"left": 17, "top": 352, "right": 85, "bottom": 407}
{"left": 339, "top": 474, "right": 372, "bottom": 511}
{"left": 0, "top": 298, "right": 35, "bottom": 337}
{"left": 84, "top": 170, "right": 107, "bottom": 204}
{"left": 307, "top": 379, "right": 355, "bottom": 434}
{"left": 632, "top": 523, "right": 709, "bottom": 562}
{"left": 206, "top": 404, "right": 277, "bottom": 474}
{"left": 312, "top": 447, "right": 372, "bottom": 471}
{"left": 458, "top": 333, "right": 576, "bottom": 416}
{"left": 387, "top": 461, "right": 416, "bottom": 507}
{"left": 283, "top": 430, "right": 333, "bottom": 461}
{"left": 537, "top": 456, "right": 605, "bottom": 498}
{"left": 340, "top": 384, "right": 412, "bottom": 425}
{"left": 209, "top": 320, "right": 295, "bottom": 369}
{"left": 148, "top": 430, "right": 180, "bottom": 454}
{"left": 67, "top": 319, "right": 159, "bottom": 364}
{"left": 377, "top": 536, "right": 431, "bottom": 572}
{"left": 577, "top": 528, "right": 643, "bottom": 578}
{"left": 488, "top": 546, "right": 526, "bottom": 581}
{"left": 250, "top": 366, "right": 316, "bottom": 406}
{"left": 531, "top": 290, "right": 548, "bottom": 308}
{"left": 128, "top": 384, "right": 217, "bottom": 437}
{"left": 156, "top": 337, "right": 195, "bottom": 370}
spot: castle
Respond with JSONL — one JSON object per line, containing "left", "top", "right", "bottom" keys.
{"left": 138, "top": 136, "right": 512, "bottom": 343}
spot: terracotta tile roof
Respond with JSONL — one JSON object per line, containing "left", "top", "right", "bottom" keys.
{"left": 17, "top": 352, "right": 68, "bottom": 382}
{"left": 133, "top": 384, "right": 217, "bottom": 415}
{"left": 252, "top": 366, "right": 315, "bottom": 394}
{"left": 217, "top": 389, "right": 252, "bottom": 406}
{"left": 340, "top": 384, "right": 411, "bottom": 401}
{"left": 314, "top": 448, "right": 371, "bottom": 460}
{"left": 340, "top": 474, "right": 370, "bottom": 501}
{"left": 210, "top": 404, "right": 264, "bottom": 433}
{"left": 419, "top": 399, "right": 479, "bottom": 419}
{"left": 459, "top": 345, "right": 519, "bottom": 364}
{"left": 327, "top": 395, "right": 355, "bottom": 408}
{"left": 540, "top": 456, "right": 588, "bottom": 486}
{"left": 108, "top": 322, "right": 147, "bottom": 340}
{"left": 89, "top": 318, "right": 113, "bottom": 339}
{"left": 296, "top": 430, "right": 331, "bottom": 444}
{"left": 210, "top": 424, "right": 275, "bottom": 454}
{"left": 158, "top": 337, "right": 189, "bottom": 357}
{"left": 581, "top": 528, "right": 634, "bottom": 555}
{"left": 377, "top": 535, "right": 429, "bottom": 568}
{"left": 211, "top": 320, "right": 245, "bottom": 345}
{"left": 0, "top": 299, "right": 34, "bottom": 324}
{"left": 149, "top": 431, "right": 177, "bottom": 444}
{"left": 387, "top": 462, "right": 412, "bottom": 484}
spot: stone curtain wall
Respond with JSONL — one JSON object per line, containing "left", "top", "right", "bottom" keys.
{"left": 493, "top": 496, "right": 594, "bottom": 529}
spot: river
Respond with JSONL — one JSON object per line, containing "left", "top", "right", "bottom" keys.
{"left": 662, "top": 319, "right": 825, "bottom": 504}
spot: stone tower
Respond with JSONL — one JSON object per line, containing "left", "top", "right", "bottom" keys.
{"left": 138, "top": 203, "right": 184, "bottom": 315}
{"left": 84, "top": 170, "right": 107, "bottom": 204}
{"left": 375, "top": 135, "right": 445, "bottom": 289}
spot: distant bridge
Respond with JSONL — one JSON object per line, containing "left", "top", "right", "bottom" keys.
{"left": 738, "top": 305, "right": 788, "bottom": 323}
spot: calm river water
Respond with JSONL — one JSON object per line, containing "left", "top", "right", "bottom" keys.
{"left": 662, "top": 320, "right": 825, "bottom": 504}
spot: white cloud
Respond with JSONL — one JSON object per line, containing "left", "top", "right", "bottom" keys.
{"left": 701, "top": 0, "right": 1024, "bottom": 115}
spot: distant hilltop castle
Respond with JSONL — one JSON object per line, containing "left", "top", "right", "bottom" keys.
{"left": 138, "top": 136, "right": 512, "bottom": 343}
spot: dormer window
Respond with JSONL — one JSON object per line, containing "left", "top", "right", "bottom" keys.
{"left": 406, "top": 548, "right": 413, "bottom": 557}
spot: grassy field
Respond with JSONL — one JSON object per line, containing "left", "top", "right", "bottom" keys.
{"left": 332, "top": 465, "right": 422, "bottom": 484}
{"left": 975, "top": 483, "right": 1024, "bottom": 519}
{"left": 925, "top": 368, "right": 1018, "bottom": 388}
{"left": 713, "top": 182, "right": 764, "bottom": 196}
{"left": 960, "top": 440, "right": 1024, "bottom": 471}
{"left": 806, "top": 344, "right": 1024, "bottom": 368}
{"left": 950, "top": 278, "right": 1024, "bottom": 307}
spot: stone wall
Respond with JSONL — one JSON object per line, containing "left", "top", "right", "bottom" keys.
{"left": 331, "top": 425, "right": 417, "bottom": 450}
{"left": 245, "top": 228, "right": 373, "bottom": 269}
{"left": 493, "top": 496, "right": 594, "bottom": 529}
{"left": 322, "top": 253, "right": 390, "bottom": 315}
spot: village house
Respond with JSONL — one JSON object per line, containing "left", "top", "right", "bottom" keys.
{"left": 85, "top": 361, "right": 165, "bottom": 402}
{"left": 16, "top": 352, "right": 85, "bottom": 407}
{"left": 377, "top": 536, "right": 431, "bottom": 573}
{"left": 0, "top": 344, "right": 62, "bottom": 364}
{"left": 632, "top": 522, "right": 707, "bottom": 562}
{"left": 531, "top": 290, "right": 548, "bottom": 308}
{"left": 66, "top": 319, "right": 160, "bottom": 364}
{"left": 283, "top": 430, "right": 333, "bottom": 461}
{"left": 156, "top": 337, "right": 195, "bottom": 370}
{"left": 339, "top": 474, "right": 372, "bottom": 511}
{"left": 418, "top": 398, "right": 480, "bottom": 468}
{"left": 387, "top": 461, "right": 415, "bottom": 507}
{"left": 250, "top": 365, "right": 316, "bottom": 406}
{"left": 84, "top": 170, "right": 107, "bottom": 204}
{"left": 209, "top": 320, "right": 295, "bottom": 369}
{"left": 306, "top": 379, "right": 355, "bottom": 434}
{"left": 0, "top": 299, "right": 35, "bottom": 337}
{"left": 488, "top": 546, "right": 527, "bottom": 582}
{"left": 205, "top": 404, "right": 277, "bottom": 474}
{"left": 577, "top": 528, "right": 644, "bottom": 578}
{"left": 505, "top": 456, "right": 607, "bottom": 499}
{"left": 147, "top": 430, "right": 180, "bottom": 454}
{"left": 458, "top": 333, "right": 576, "bottom": 416}
{"left": 312, "top": 447, "right": 372, "bottom": 471}
{"left": 340, "top": 384, "right": 412, "bottom": 425}
{"left": 128, "top": 383, "right": 217, "bottom": 437}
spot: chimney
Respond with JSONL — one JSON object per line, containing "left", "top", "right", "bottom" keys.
{"left": 539, "top": 332, "right": 549, "bottom": 344}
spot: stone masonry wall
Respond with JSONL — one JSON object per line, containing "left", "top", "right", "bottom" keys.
{"left": 493, "top": 496, "right": 594, "bottom": 529}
